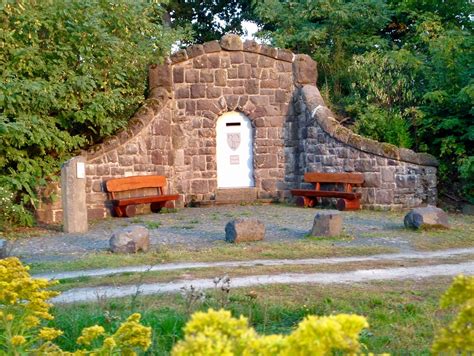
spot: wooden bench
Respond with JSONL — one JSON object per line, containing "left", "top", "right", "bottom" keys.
{"left": 291, "top": 172, "right": 364, "bottom": 211}
{"left": 105, "top": 175, "right": 179, "bottom": 217}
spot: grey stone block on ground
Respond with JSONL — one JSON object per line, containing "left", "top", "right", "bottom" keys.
{"left": 109, "top": 225, "right": 151, "bottom": 253}
{"left": 225, "top": 218, "right": 265, "bottom": 243}
{"left": 311, "top": 210, "right": 343, "bottom": 237}
{"left": 404, "top": 205, "right": 449, "bottom": 230}
{"left": 0, "top": 239, "right": 7, "bottom": 258}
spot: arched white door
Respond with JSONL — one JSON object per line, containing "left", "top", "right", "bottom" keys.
{"left": 216, "top": 112, "right": 254, "bottom": 188}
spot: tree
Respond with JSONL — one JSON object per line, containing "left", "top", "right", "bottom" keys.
{"left": 254, "top": 0, "right": 473, "bottom": 202}
{"left": 0, "top": 0, "right": 185, "bottom": 227}
{"left": 165, "top": 0, "right": 256, "bottom": 44}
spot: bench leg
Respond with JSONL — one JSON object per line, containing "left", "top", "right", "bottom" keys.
{"left": 336, "top": 198, "right": 360, "bottom": 211}
{"left": 303, "top": 196, "right": 316, "bottom": 208}
{"left": 150, "top": 202, "right": 166, "bottom": 213}
{"left": 114, "top": 206, "right": 124, "bottom": 217}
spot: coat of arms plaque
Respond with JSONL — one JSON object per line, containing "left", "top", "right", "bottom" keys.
{"left": 227, "top": 133, "right": 241, "bottom": 151}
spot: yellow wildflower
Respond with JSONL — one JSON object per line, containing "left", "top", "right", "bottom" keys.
{"left": 173, "top": 309, "right": 256, "bottom": 356}
{"left": 39, "top": 327, "right": 64, "bottom": 341}
{"left": 77, "top": 325, "right": 105, "bottom": 345}
{"left": 24, "top": 315, "right": 40, "bottom": 328}
{"left": 113, "top": 313, "right": 152, "bottom": 351}
{"left": 11, "top": 335, "right": 26, "bottom": 346}
{"left": 103, "top": 337, "right": 117, "bottom": 349}
{"left": 6, "top": 313, "right": 14, "bottom": 321}
{"left": 432, "top": 275, "right": 474, "bottom": 354}
{"left": 285, "top": 314, "right": 369, "bottom": 355}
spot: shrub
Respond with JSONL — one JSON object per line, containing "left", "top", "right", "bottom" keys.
{"left": 0, "top": 257, "right": 152, "bottom": 354}
{"left": 0, "top": 0, "right": 186, "bottom": 227}
{"left": 432, "top": 275, "right": 474, "bottom": 354}
{"left": 171, "top": 308, "right": 370, "bottom": 355}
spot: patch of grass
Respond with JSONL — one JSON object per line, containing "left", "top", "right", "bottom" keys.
{"left": 28, "top": 242, "right": 396, "bottom": 274}
{"left": 144, "top": 221, "right": 161, "bottom": 229}
{"left": 130, "top": 217, "right": 144, "bottom": 224}
{"left": 304, "top": 232, "right": 354, "bottom": 242}
{"left": 49, "top": 277, "right": 456, "bottom": 355}
{"left": 159, "top": 208, "right": 178, "bottom": 214}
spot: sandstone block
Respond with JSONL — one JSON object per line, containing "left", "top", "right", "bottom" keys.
{"left": 225, "top": 218, "right": 265, "bottom": 243}
{"left": 203, "top": 40, "right": 221, "bottom": 53}
{"left": 293, "top": 54, "right": 317, "bottom": 84}
{"left": 311, "top": 211, "right": 342, "bottom": 237}
{"left": 220, "top": 34, "right": 243, "bottom": 51}
{"left": 110, "top": 226, "right": 151, "bottom": 253}
{"left": 404, "top": 205, "right": 449, "bottom": 230}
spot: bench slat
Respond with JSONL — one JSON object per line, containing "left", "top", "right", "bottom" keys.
{"left": 304, "top": 172, "right": 364, "bottom": 184}
{"left": 114, "top": 194, "right": 180, "bottom": 207}
{"left": 106, "top": 175, "right": 167, "bottom": 192}
{"left": 290, "top": 189, "right": 361, "bottom": 200}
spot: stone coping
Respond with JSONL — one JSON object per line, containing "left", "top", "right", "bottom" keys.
{"left": 170, "top": 34, "right": 296, "bottom": 65}
{"left": 82, "top": 89, "right": 170, "bottom": 161}
{"left": 301, "top": 85, "right": 439, "bottom": 167}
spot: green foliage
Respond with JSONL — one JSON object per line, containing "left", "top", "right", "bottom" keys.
{"left": 254, "top": 0, "right": 473, "bottom": 201}
{"left": 352, "top": 105, "right": 413, "bottom": 148}
{"left": 432, "top": 275, "right": 474, "bottom": 354}
{"left": 0, "top": 186, "right": 34, "bottom": 228}
{"left": 166, "top": 0, "right": 255, "bottom": 44}
{"left": 0, "top": 0, "right": 185, "bottom": 228}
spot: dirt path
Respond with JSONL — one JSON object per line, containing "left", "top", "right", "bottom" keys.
{"left": 52, "top": 261, "right": 474, "bottom": 304}
{"left": 14, "top": 206, "right": 474, "bottom": 263}
{"left": 35, "top": 247, "right": 474, "bottom": 280}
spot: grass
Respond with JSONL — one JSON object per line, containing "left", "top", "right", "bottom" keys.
{"left": 49, "top": 277, "right": 457, "bottom": 355}
{"left": 28, "top": 241, "right": 396, "bottom": 274}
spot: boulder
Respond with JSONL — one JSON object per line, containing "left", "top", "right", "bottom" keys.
{"left": 109, "top": 226, "right": 151, "bottom": 253}
{"left": 404, "top": 205, "right": 449, "bottom": 230}
{"left": 311, "top": 211, "right": 342, "bottom": 237}
{"left": 225, "top": 218, "right": 265, "bottom": 243}
{"left": 0, "top": 239, "right": 7, "bottom": 258}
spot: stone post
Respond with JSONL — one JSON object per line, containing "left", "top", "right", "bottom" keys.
{"left": 61, "top": 156, "right": 88, "bottom": 233}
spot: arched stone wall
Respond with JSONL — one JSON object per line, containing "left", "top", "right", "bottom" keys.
{"left": 36, "top": 34, "right": 438, "bottom": 223}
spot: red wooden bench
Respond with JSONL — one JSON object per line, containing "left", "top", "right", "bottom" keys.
{"left": 105, "top": 175, "right": 179, "bottom": 217}
{"left": 291, "top": 172, "right": 364, "bottom": 211}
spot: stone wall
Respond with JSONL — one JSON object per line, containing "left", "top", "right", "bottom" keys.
{"left": 293, "top": 85, "right": 438, "bottom": 209}
{"left": 36, "top": 34, "right": 438, "bottom": 224}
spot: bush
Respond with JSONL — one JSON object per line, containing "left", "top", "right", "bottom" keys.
{"left": 0, "top": 0, "right": 186, "bottom": 227}
{"left": 352, "top": 105, "right": 413, "bottom": 148}
{"left": 432, "top": 275, "right": 474, "bottom": 354}
{"left": 0, "top": 186, "right": 34, "bottom": 229}
{"left": 171, "top": 309, "right": 370, "bottom": 355}
{"left": 0, "top": 257, "right": 152, "bottom": 354}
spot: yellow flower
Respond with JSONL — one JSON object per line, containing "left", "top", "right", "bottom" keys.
{"left": 113, "top": 313, "right": 152, "bottom": 351}
{"left": 25, "top": 315, "right": 40, "bottom": 328}
{"left": 77, "top": 325, "right": 105, "bottom": 345}
{"left": 39, "top": 327, "right": 64, "bottom": 341}
{"left": 11, "top": 335, "right": 26, "bottom": 346}
{"left": 432, "top": 275, "right": 474, "bottom": 354}
{"left": 6, "top": 313, "right": 14, "bottom": 321}
{"left": 173, "top": 309, "right": 256, "bottom": 356}
{"left": 103, "top": 337, "right": 116, "bottom": 349}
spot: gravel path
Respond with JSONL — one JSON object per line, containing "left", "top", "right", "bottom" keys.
{"left": 33, "top": 247, "right": 474, "bottom": 280}
{"left": 9, "top": 205, "right": 471, "bottom": 263}
{"left": 52, "top": 261, "right": 474, "bottom": 304}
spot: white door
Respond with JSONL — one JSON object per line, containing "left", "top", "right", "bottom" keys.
{"left": 216, "top": 112, "right": 254, "bottom": 188}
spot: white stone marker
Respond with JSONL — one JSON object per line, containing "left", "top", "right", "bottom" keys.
{"left": 61, "top": 156, "right": 88, "bottom": 233}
